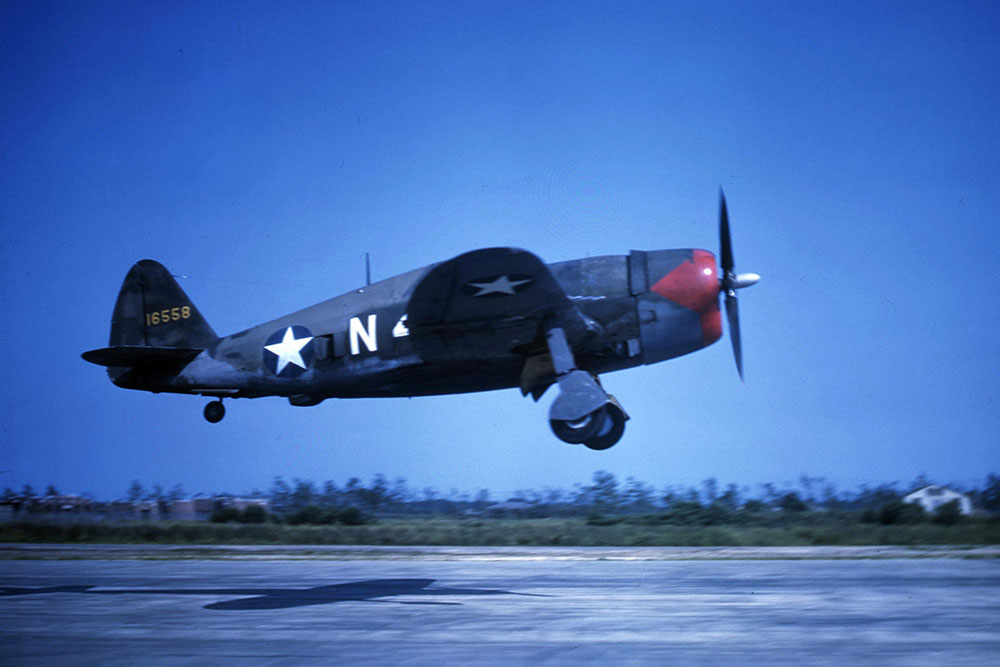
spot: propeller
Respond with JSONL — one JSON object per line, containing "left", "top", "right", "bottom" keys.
{"left": 718, "top": 190, "right": 759, "bottom": 380}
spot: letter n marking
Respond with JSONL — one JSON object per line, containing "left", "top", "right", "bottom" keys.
{"left": 349, "top": 314, "right": 378, "bottom": 355}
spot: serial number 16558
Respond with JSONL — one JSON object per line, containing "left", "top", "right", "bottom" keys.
{"left": 145, "top": 306, "right": 191, "bottom": 326}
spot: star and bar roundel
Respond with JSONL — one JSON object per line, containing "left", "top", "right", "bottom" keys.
{"left": 262, "top": 326, "right": 315, "bottom": 378}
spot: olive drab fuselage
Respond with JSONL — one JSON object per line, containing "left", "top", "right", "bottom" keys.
{"left": 83, "top": 194, "right": 758, "bottom": 449}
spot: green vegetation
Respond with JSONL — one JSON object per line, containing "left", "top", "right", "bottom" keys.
{"left": 2, "top": 514, "right": 998, "bottom": 546}
{"left": 3, "top": 472, "right": 998, "bottom": 546}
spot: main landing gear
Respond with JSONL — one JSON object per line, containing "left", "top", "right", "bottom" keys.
{"left": 545, "top": 326, "right": 628, "bottom": 450}
{"left": 550, "top": 401, "right": 627, "bottom": 451}
{"left": 204, "top": 399, "right": 225, "bottom": 423}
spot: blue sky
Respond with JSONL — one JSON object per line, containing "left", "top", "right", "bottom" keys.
{"left": 2, "top": 1, "right": 998, "bottom": 500}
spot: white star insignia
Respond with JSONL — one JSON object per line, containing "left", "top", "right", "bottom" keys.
{"left": 264, "top": 327, "right": 314, "bottom": 374}
{"left": 467, "top": 275, "right": 533, "bottom": 296}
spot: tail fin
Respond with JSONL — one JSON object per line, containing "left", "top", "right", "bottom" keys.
{"left": 109, "top": 259, "right": 217, "bottom": 348}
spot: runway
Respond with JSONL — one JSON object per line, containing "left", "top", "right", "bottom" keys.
{"left": 2, "top": 547, "right": 999, "bottom": 665}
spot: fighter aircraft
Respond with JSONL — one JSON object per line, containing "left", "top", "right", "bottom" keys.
{"left": 82, "top": 193, "right": 758, "bottom": 450}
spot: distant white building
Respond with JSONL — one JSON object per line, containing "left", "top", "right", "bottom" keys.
{"left": 903, "top": 485, "right": 973, "bottom": 515}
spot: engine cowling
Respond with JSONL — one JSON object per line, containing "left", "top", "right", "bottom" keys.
{"left": 630, "top": 249, "right": 722, "bottom": 365}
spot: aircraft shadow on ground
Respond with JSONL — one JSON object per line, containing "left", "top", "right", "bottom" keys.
{"left": 1, "top": 578, "right": 547, "bottom": 611}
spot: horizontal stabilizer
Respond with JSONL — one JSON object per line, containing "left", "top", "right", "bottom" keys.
{"left": 81, "top": 345, "right": 202, "bottom": 368}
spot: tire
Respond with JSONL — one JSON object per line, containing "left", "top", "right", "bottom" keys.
{"left": 583, "top": 403, "right": 626, "bottom": 450}
{"left": 204, "top": 400, "right": 225, "bottom": 423}
{"left": 550, "top": 406, "right": 608, "bottom": 444}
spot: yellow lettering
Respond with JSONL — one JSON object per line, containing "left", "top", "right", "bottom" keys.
{"left": 144, "top": 305, "right": 192, "bottom": 326}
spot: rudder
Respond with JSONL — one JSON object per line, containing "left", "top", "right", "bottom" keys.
{"left": 109, "top": 260, "right": 217, "bottom": 348}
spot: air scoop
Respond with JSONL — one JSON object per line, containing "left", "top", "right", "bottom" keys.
{"left": 718, "top": 190, "right": 760, "bottom": 380}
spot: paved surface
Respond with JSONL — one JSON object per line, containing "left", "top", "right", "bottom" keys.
{"left": 3, "top": 543, "right": 999, "bottom": 560}
{"left": 2, "top": 552, "right": 999, "bottom": 665}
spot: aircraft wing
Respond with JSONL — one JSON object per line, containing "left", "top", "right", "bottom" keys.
{"left": 406, "top": 247, "right": 596, "bottom": 361}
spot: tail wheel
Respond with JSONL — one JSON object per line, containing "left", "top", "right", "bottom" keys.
{"left": 583, "top": 403, "right": 627, "bottom": 450}
{"left": 550, "top": 406, "right": 609, "bottom": 444}
{"left": 204, "top": 400, "right": 225, "bottom": 423}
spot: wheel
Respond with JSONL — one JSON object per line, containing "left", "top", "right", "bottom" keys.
{"left": 550, "top": 406, "right": 609, "bottom": 444}
{"left": 583, "top": 403, "right": 626, "bottom": 450}
{"left": 204, "top": 400, "right": 225, "bottom": 423}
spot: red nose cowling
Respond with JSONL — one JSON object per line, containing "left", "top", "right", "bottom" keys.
{"left": 649, "top": 249, "right": 722, "bottom": 347}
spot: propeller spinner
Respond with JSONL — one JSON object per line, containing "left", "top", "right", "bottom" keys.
{"left": 718, "top": 191, "right": 760, "bottom": 380}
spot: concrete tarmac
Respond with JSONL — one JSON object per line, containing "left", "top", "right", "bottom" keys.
{"left": 2, "top": 548, "right": 999, "bottom": 665}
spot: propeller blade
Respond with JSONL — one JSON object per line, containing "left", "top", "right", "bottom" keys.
{"left": 719, "top": 190, "right": 734, "bottom": 277}
{"left": 718, "top": 189, "right": 750, "bottom": 381}
{"left": 725, "top": 291, "right": 743, "bottom": 381}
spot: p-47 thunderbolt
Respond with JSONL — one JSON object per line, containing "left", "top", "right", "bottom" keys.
{"left": 83, "top": 193, "right": 758, "bottom": 450}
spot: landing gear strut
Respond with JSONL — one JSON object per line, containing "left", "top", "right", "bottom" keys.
{"left": 545, "top": 326, "right": 628, "bottom": 449}
{"left": 204, "top": 400, "right": 225, "bottom": 423}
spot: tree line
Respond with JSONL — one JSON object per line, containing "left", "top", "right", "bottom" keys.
{"left": 269, "top": 471, "right": 1000, "bottom": 517}
{"left": 9, "top": 471, "right": 998, "bottom": 526}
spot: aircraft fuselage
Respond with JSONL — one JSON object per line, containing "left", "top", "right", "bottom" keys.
{"left": 110, "top": 250, "right": 720, "bottom": 403}
{"left": 85, "top": 193, "right": 756, "bottom": 449}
